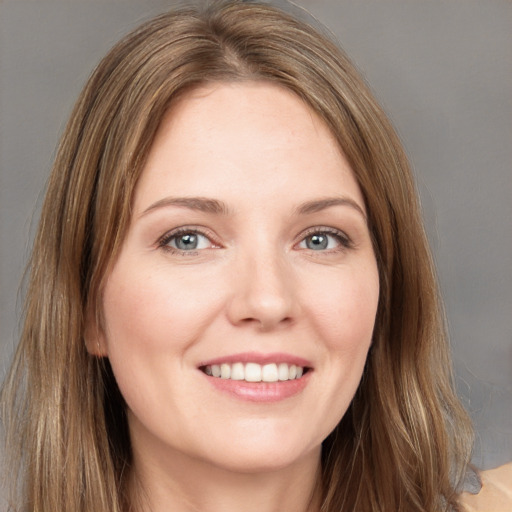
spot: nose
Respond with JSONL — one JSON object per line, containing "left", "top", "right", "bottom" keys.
{"left": 226, "top": 250, "right": 300, "bottom": 331}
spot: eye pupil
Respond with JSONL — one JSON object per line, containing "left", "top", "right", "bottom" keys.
{"left": 176, "top": 233, "right": 198, "bottom": 250}
{"left": 307, "top": 234, "right": 328, "bottom": 250}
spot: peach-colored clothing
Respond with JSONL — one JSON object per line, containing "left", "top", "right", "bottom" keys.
{"left": 460, "top": 463, "right": 512, "bottom": 512}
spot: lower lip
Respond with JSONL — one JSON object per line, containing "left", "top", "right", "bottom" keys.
{"left": 202, "top": 372, "right": 311, "bottom": 402}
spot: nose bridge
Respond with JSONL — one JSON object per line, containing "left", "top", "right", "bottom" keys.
{"left": 227, "top": 236, "right": 298, "bottom": 330}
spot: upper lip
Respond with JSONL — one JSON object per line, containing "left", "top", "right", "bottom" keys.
{"left": 197, "top": 351, "right": 313, "bottom": 368}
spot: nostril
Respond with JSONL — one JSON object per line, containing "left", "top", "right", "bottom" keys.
{"left": 225, "top": 262, "right": 300, "bottom": 330}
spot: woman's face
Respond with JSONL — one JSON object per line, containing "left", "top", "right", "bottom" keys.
{"left": 92, "top": 82, "right": 379, "bottom": 475}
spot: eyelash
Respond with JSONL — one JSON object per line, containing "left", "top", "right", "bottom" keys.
{"left": 157, "top": 226, "right": 353, "bottom": 255}
{"left": 297, "top": 227, "right": 353, "bottom": 253}
{"left": 157, "top": 227, "right": 218, "bottom": 255}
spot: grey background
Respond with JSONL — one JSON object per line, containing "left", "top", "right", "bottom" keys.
{"left": 1, "top": 0, "right": 510, "bottom": 484}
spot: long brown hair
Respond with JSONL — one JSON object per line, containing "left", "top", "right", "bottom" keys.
{"left": 1, "top": 1, "right": 473, "bottom": 511}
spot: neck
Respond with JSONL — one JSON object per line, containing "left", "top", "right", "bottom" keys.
{"left": 128, "top": 443, "right": 323, "bottom": 512}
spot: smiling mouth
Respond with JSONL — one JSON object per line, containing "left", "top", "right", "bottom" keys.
{"left": 200, "top": 362, "right": 310, "bottom": 383}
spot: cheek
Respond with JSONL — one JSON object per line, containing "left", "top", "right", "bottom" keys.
{"left": 99, "top": 260, "right": 227, "bottom": 427}
{"left": 307, "top": 263, "right": 379, "bottom": 435}
{"left": 308, "top": 263, "right": 379, "bottom": 355}
{"left": 101, "top": 261, "right": 225, "bottom": 354}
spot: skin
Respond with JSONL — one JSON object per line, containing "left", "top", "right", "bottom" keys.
{"left": 89, "top": 82, "right": 380, "bottom": 512}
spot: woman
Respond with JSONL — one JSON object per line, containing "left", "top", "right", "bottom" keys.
{"left": 0, "top": 1, "right": 480, "bottom": 510}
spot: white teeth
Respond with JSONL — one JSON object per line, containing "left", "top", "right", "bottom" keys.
{"left": 245, "top": 362, "right": 262, "bottom": 382}
{"left": 203, "top": 362, "right": 306, "bottom": 382}
{"left": 278, "top": 362, "right": 289, "bottom": 381}
{"left": 262, "top": 363, "right": 278, "bottom": 382}
{"left": 220, "top": 363, "right": 231, "bottom": 379}
{"left": 231, "top": 362, "right": 245, "bottom": 380}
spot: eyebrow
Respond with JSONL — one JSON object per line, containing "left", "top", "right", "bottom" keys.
{"left": 295, "top": 197, "right": 367, "bottom": 220}
{"left": 140, "top": 195, "right": 366, "bottom": 220}
{"left": 140, "top": 196, "right": 230, "bottom": 217}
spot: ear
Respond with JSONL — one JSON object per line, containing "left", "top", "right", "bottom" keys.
{"left": 84, "top": 307, "right": 109, "bottom": 357}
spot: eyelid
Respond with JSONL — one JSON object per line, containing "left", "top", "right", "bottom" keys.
{"left": 156, "top": 224, "right": 353, "bottom": 255}
{"left": 157, "top": 226, "right": 221, "bottom": 252}
{"left": 295, "top": 226, "right": 353, "bottom": 251}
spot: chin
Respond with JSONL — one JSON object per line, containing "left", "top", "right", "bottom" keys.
{"left": 197, "top": 427, "right": 322, "bottom": 474}
{"left": 208, "top": 445, "right": 319, "bottom": 475}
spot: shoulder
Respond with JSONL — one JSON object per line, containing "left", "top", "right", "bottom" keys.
{"left": 459, "top": 462, "right": 512, "bottom": 512}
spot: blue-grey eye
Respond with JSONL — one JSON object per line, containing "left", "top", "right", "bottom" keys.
{"left": 168, "top": 232, "right": 211, "bottom": 251}
{"left": 307, "top": 234, "right": 328, "bottom": 250}
{"left": 299, "top": 232, "right": 344, "bottom": 251}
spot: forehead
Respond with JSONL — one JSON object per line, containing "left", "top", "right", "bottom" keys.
{"left": 134, "top": 81, "right": 365, "bottom": 213}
